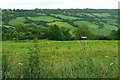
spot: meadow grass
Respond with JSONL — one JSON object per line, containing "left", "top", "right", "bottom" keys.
{"left": 74, "top": 21, "right": 99, "bottom": 29}
{"left": 103, "top": 23, "right": 118, "bottom": 31}
{"left": 9, "top": 17, "right": 26, "bottom": 26}
{"left": 80, "top": 13, "right": 94, "bottom": 17}
{"left": 47, "top": 21, "right": 75, "bottom": 29}
{"left": 2, "top": 40, "right": 118, "bottom": 78}
{"left": 89, "top": 28, "right": 112, "bottom": 36}
{"left": 28, "top": 16, "right": 60, "bottom": 22}
{"left": 51, "top": 14, "right": 78, "bottom": 20}
{"left": 92, "top": 13, "right": 111, "bottom": 18}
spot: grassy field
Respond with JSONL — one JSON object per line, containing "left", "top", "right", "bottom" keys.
{"left": 89, "top": 28, "right": 112, "bottom": 36}
{"left": 28, "top": 16, "right": 60, "bottom": 22}
{"left": 74, "top": 21, "right": 99, "bottom": 29}
{"left": 103, "top": 23, "right": 118, "bottom": 31}
{"left": 9, "top": 17, "right": 26, "bottom": 26}
{"left": 92, "top": 13, "right": 111, "bottom": 18}
{"left": 51, "top": 14, "right": 78, "bottom": 20}
{"left": 47, "top": 21, "right": 75, "bottom": 29}
{"left": 2, "top": 40, "right": 118, "bottom": 78}
{"left": 80, "top": 13, "right": 94, "bottom": 17}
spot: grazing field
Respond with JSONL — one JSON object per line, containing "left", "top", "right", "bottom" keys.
{"left": 89, "top": 28, "right": 111, "bottom": 36}
{"left": 92, "top": 13, "right": 111, "bottom": 18}
{"left": 9, "top": 17, "right": 26, "bottom": 26}
{"left": 28, "top": 16, "right": 60, "bottom": 22}
{"left": 51, "top": 14, "right": 78, "bottom": 20}
{"left": 103, "top": 23, "right": 118, "bottom": 31}
{"left": 80, "top": 13, "right": 94, "bottom": 17}
{"left": 47, "top": 21, "right": 75, "bottom": 29}
{"left": 74, "top": 21, "right": 99, "bottom": 29}
{"left": 2, "top": 40, "right": 118, "bottom": 78}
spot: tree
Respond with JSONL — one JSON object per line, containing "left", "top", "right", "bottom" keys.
{"left": 47, "top": 25, "right": 65, "bottom": 40}
{"left": 73, "top": 25, "right": 94, "bottom": 40}
{"left": 60, "top": 27, "right": 72, "bottom": 40}
{"left": 109, "top": 29, "right": 120, "bottom": 40}
{"left": 117, "top": 28, "right": 120, "bottom": 40}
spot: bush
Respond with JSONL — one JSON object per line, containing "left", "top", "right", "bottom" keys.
{"left": 24, "top": 39, "right": 41, "bottom": 78}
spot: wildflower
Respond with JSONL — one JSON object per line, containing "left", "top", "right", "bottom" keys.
{"left": 51, "top": 56, "right": 54, "bottom": 59}
{"left": 18, "top": 62, "right": 23, "bottom": 66}
{"left": 77, "top": 40, "right": 80, "bottom": 44}
{"left": 105, "top": 56, "right": 108, "bottom": 58}
{"left": 110, "top": 63, "right": 114, "bottom": 66}
{"left": 45, "top": 60, "right": 47, "bottom": 62}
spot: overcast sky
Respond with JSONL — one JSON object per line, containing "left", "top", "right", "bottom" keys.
{"left": 0, "top": 0, "right": 119, "bottom": 9}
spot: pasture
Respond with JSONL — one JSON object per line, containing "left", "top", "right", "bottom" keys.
{"left": 92, "top": 13, "right": 111, "bottom": 18}
{"left": 74, "top": 21, "right": 99, "bottom": 29}
{"left": 2, "top": 40, "right": 118, "bottom": 78}
{"left": 89, "top": 28, "right": 112, "bottom": 36}
{"left": 51, "top": 14, "right": 78, "bottom": 20}
{"left": 47, "top": 21, "right": 75, "bottom": 29}
{"left": 9, "top": 17, "right": 26, "bottom": 26}
{"left": 28, "top": 16, "right": 60, "bottom": 22}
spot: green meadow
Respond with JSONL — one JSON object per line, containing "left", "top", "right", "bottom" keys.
{"left": 47, "top": 21, "right": 75, "bottom": 29}
{"left": 9, "top": 17, "right": 26, "bottom": 26}
{"left": 28, "top": 16, "right": 60, "bottom": 22}
{"left": 51, "top": 14, "right": 78, "bottom": 20}
{"left": 2, "top": 40, "right": 118, "bottom": 78}
{"left": 74, "top": 21, "right": 99, "bottom": 29}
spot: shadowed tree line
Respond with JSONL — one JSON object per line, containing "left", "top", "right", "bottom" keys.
{"left": 2, "top": 24, "right": 120, "bottom": 41}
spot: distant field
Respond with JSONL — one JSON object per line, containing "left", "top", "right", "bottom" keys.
{"left": 106, "top": 19, "right": 117, "bottom": 24}
{"left": 2, "top": 40, "right": 118, "bottom": 78}
{"left": 92, "top": 13, "right": 111, "bottom": 18}
{"left": 47, "top": 21, "right": 75, "bottom": 29}
{"left": 103, "top": 23, "right": 118, "bottom": 31}
{"left": 90, "top": 28, "right": 112, "bottom": 36}
{"left": 51, "top": 14, "right": 78, "bottom": 20}
{"left": 74, "top": 21, "right": 99, "bottom": 29}
{"left": 28, "top": 16, "right": 60, "bottom": 22}
{"left": 80, "top": 13, "right": 94, "bottom": 17}
{"left": 9, "top": 17, "right": 26, "bottom": 26}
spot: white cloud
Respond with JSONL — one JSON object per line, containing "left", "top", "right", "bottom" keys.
{"left": 48, "top": 0, "right": 119, "bottom": 9}
{"left": 0, "top": 0, "right": 119, "bottom": 9}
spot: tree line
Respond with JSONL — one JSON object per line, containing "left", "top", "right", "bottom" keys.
{"left": 2, "top": 24, "right": 120, "bottom": 41}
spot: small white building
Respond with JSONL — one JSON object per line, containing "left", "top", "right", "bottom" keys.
{"left": 81, "top": 36, "right": 87, "bottom": 40}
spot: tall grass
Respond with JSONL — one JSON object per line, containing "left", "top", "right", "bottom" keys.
{"left": 2, "top": 40, "right": 118, "bottom": 78}
{"left": 23, "top": 39, "right": 41, "bottom": 78}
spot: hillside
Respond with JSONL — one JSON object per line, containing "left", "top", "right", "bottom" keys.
{"left": 2, "top": 9, "right": 119, "bottom": 40}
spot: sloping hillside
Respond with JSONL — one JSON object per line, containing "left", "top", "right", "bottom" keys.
{"left": 2, "top": 9, "right": 118, "bottom": 40}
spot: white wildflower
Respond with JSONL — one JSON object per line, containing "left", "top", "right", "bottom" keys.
{"left": 110, "top": 63, "right": 114, "bottom": 66}
{"left": 18, "top": 62, "right": 23, "bottom": 65}
{"left": 105, "top": 56, "right": 108, "bottom": 58}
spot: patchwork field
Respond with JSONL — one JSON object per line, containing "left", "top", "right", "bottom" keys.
{"left": 92, "top": 13, "right": 111, "bottom": 18}
{"left": 74, "top": 21, "right": 99, "bottom": 29}
{"left": 2, "top": 40, "right": 118, "bottom": 78}
{"left": 28, "top": 16, "right": 60, "bottom": 22}
{"left": 9, "top": 17, "right": 26, "bottom": 26}
{"left": 3, "top": 9, "right": 118, "bottom": 37}
{"left": 47, "top": 21, "right": 75, "bottom": 29}
{"left": 51, "top": 14, "right": 78, "bottom": 20}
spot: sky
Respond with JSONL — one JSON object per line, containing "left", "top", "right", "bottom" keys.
{"left": 0, "top": 0, "right": 119, "bottom": 9}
